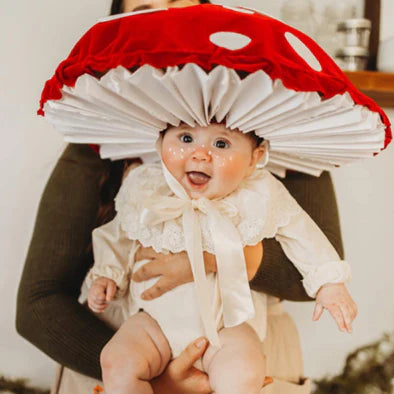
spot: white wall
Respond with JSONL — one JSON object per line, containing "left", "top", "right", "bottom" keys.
{"left": 381, "top": 0, "right": 394, "bottom": 40}
{"left": 284, "top": 115, "right": 394, "bottom": 379}
{"left": 0, "top": 0, "right": 109, "bottom": 387}
{"left": 1, "top": 0, "right": 393, "bottom": 389}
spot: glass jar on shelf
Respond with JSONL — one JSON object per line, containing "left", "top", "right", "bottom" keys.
{"left": 335, "top": 47, "right": 369, "bottom": 71}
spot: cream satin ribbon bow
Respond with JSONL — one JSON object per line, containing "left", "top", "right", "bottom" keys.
{"left": 140, "top": 162, "right": 255, "bottom": 347}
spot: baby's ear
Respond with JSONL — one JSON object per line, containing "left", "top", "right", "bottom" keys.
{"left": 247, "top": 144, "right": 266, "bottom": 176}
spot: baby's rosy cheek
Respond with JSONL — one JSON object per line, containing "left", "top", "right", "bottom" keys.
{"left": 214, "top": 155, "right": 235, "bottom": 169}
{"left": 215, "top": 155, "right": 245, "bottom": 172}
{"left": 162, "top": 147, "right": 185, "bottom": 163}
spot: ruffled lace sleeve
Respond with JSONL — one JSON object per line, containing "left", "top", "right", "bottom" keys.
{"left": 85, "top": 215, "right": 138, "bottom": 297}
{"left": 231, "top": 170, "right": 351, "bottom": 297}
{"left": 275, "top": 209, "right": 352, "bottom": 297}
{"left": 270, "top": 177, "right": 351, "bottom": 297}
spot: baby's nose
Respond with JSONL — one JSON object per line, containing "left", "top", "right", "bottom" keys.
{"left": 192, "top": 145, "right": 211, "bottom": 161}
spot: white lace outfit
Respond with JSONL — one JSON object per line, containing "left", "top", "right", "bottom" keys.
{"left": 86, "top": 163, "right": 351, "bottom": 360}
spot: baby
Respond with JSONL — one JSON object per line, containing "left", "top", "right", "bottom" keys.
{"left": 87, "top": 122, "right": 356, "bottom": 394}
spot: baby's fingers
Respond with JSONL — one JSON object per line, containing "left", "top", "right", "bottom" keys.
{"left": 88, "top": 299, "right": 107, "bottom": 313}
{"left": 91, "top": 286, "right": 106, "bottom": 303}
{"left": 327, "top": 304, "right": 346, "bottom": 332}
{"left": 313, "top": 303, "right": 324, "bottom": 321}
{"left": 91, "top": 306, "right": 107, "bottom": 313}
{"left": 350, "top": 300, "right": 358, "bottom": 320}
{"left": 106, "top": 281, "right": 117, "bottom": 302}
{"left": 339, "top": 303, "right": 355, "bottom": 333}
{"left": 93, "top": 295, "right": 106, "bottom": 306}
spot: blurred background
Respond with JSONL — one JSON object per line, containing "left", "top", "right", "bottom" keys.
{"left": 1, "top": 0, "right": 393, "bottom": 391}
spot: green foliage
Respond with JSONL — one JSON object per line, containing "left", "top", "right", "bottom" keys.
{"left": 313, "top": 332, "right": 394, "bottom": 394}
{"left": 0, "top": 376, "right": 49, "bottom": 394}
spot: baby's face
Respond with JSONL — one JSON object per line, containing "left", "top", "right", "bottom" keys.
{"left": 161, "top": 123, "right": 264, "bottom": 199}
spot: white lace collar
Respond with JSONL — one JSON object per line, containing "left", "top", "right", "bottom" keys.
{"left": 115, "top": 163, "right": 301, "bottom": 254}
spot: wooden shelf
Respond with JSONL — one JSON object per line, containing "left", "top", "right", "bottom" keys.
{"left": 344, "top": 71, "right": 394, "bottom": 108}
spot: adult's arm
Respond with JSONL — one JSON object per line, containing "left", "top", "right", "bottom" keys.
{"left": 250, "top": 171, "right": 344, "bottom": 301}
{"left": 16, "top": 144, "right": 112, "bottom": 380}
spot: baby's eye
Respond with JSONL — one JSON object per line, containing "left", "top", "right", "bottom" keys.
{"left": 180, "top": 134, "right": 193, "bottom": 143}
{"left": 214, "top": 139, "right": 230, "bottom": 149}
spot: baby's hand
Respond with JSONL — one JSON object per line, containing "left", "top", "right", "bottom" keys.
{"left": 88, "top": 277, "right": 117, "bottom": 313}
{"left": 313, "top": 283, "right": 357, "bottom": 333}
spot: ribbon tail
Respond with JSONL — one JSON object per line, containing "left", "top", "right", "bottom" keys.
{"left": 205, "top": 202, "right": 255, "bottom": 328}
{"left": 183, "top": 206, "right": 221, "bottom": 348}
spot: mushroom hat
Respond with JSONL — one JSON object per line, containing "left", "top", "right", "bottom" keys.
{"left": 39, "top": 4, "right": 391, "bottom": 177}
{"left": 38, "top": 5, "right": 391, "bottom": 347}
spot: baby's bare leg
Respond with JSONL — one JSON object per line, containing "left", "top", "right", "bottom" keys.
{"left": 100, "top": 311, "right": 171, "bottom": 394}
{"left": 202, "top": 323, "right": 265, "bottom": 394}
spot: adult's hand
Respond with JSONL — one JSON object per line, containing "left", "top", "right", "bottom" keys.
{"left": 151, "top": 336, "right": 274, "bottom": 393}
{"left": 151, "top": 337, "right": 212, "bottom": 394}
{"left": 133, "top": 247, "right": 217, "bottom": 300}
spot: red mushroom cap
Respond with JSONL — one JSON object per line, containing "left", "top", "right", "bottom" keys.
{"left": 38, "top": 5, "right": 391, "bottom": 148}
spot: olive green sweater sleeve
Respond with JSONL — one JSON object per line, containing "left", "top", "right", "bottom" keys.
{"left": 250, "top": 170, "right": 344, "bottom": 301}
{"left": 16, "top": 144, "right": 113, "bottom": 380}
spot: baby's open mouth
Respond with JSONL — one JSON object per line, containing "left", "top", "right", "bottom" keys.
{"left": 186, "top": 171, "right": 211, "bottom": 186}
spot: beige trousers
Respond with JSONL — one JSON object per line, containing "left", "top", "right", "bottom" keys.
{"left": 51, "top": 298, "right": 310, "bottom": 394}
{"left": 261, "top": 300, "right": 311, "bottom": 393}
